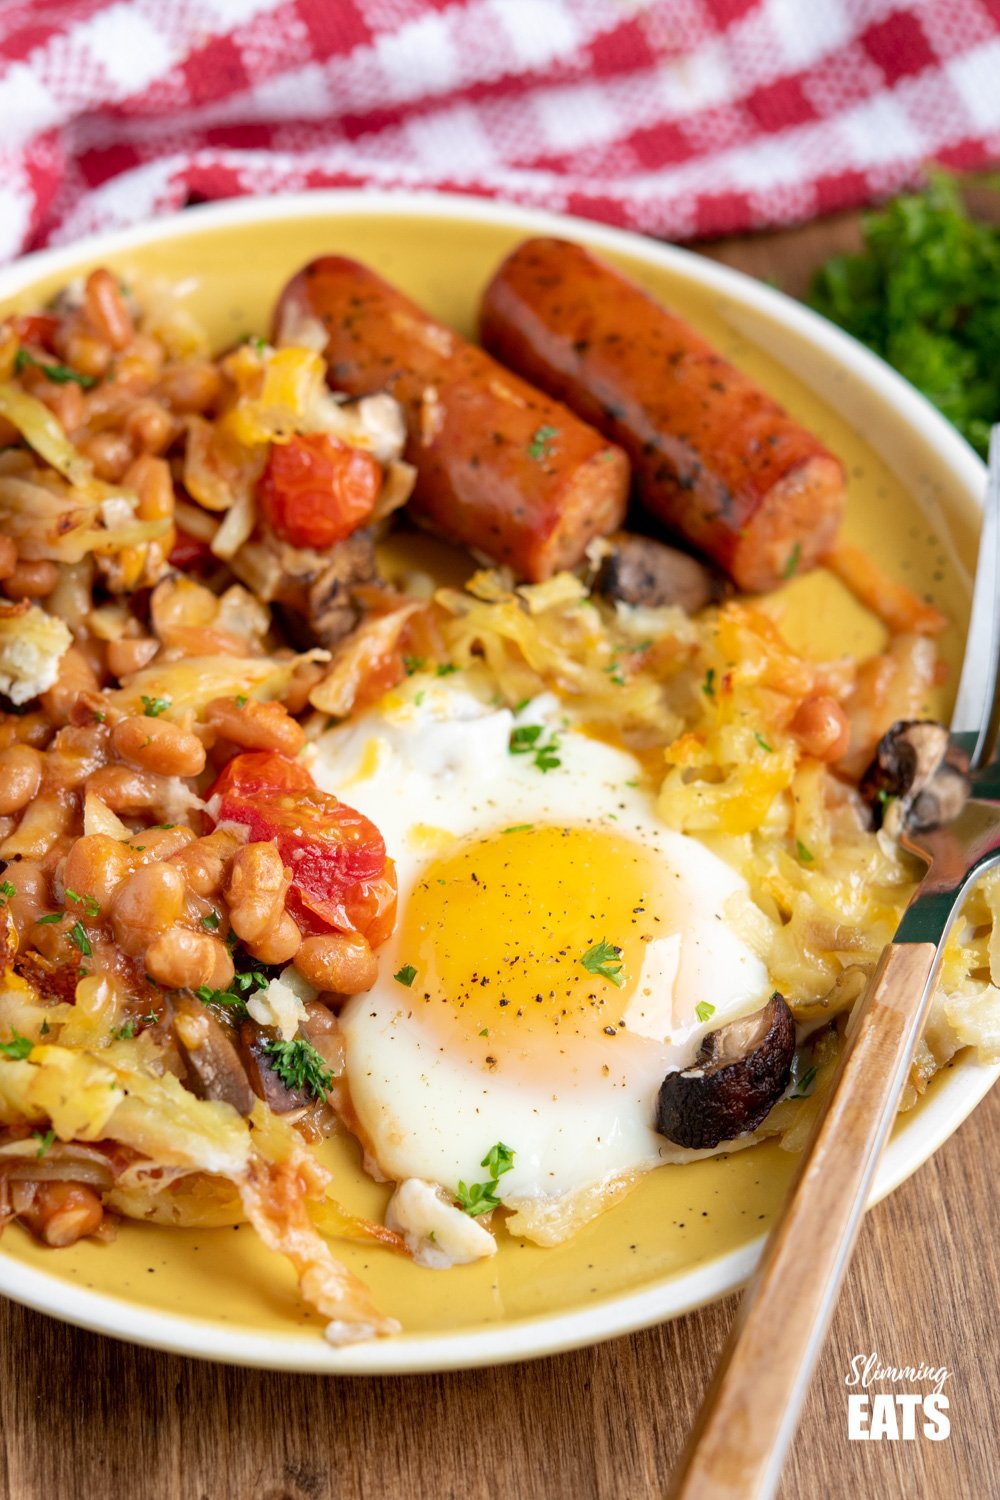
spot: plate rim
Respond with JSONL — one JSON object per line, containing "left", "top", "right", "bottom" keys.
{"left": 0, "top": 189, "right": 995, "bottom": 1373}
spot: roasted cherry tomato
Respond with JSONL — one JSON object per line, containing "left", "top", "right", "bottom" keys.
{"left": 210, "top": 750, "right": 314, "bottom": 800}
{"left": 257, "top": 432, "right": 381, "bottom": 550}
{"left": 10, "top": 313, "right": 59, "bottom": 351}
{"left": 209, "top": 751, "right": 396, "bottom": 946}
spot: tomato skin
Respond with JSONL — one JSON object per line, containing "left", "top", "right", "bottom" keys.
{"left": 287, "top": 863, "right": 398, "bottom": 949}
{"left": 258, "top": 432, "right": 381, "bottom": 550}
{"left": 211, "top": 750, "right": 314, "bottom": 800}
{"left": 10, "top": 314, "right": 59, "bottom": 351}
{"left": 208, "top": 752, "right": 395, "bottom": 944}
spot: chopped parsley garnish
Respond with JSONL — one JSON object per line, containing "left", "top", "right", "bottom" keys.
{"left": 581, "top": 938, "right": 626, "bottom": 989}
{"left": 140, "top": 1011, "right": 160, "bottom": 1026}
{"left": 695, "top": 1001, "right": 716, "bottom": 1023}
{"left": 403, "top": 655, "right": 426, "bottom": 676}
{"left": 65, "top": 888, "right": 100, "bottom": 918}
{"left": 792, "top": 1064, "right": 819, "bottom": 1098}
{"left": 234, "top": 694, "right": 248, "bottom": 707}
{"left": 32, "top": 1128, "right": 55, "bottom": 1158}
{"left": 40, "top": 1019, "right": 50, "bottom": 1035}
{"left": 196, "top": 961, "right": 268, "bottom": 1016}
{"left": 455, "top": 1179, "right": 503, "bottom": 1217}
{"left": 248, "top": 335, "right": 268, "bottom": 353}
{"left": 394, "top": 964, "right": 417, "bottom": 987}
{"left": 456, "top": 1140, "right": 516, "bottom": 1218}
{"left": 508, "top": 723, "right": 561, "bottom": 772}
{"left": 111, "top": 1021, "right": 137, "bottom": 1040}
{"left": 0, "top": 880, "right": 14, "bottom": 900}
{"left": 0, "top": 1030, "right": 33, "bottom": 1060}
{"left": 527, "top": 424, "right": 559, "bottom": 461}
{"left": 781, "top": 542, "right": 801, "bottom": 580}
{"left": 435, "top": 663, "right": 458, "bottom": 677}
{"left": 13, "top": 348, "right": 96, "bottom": 387}
{"left": 68, "top": 920, "right": 92, "bottom": 957}
{"left": 201, "top": 909, "right": 221, "bottom": 931}
{"left": 502, "top": 823, "right": 534, "bottom": 834}
{"left": 140, "top": 695, "right": 171, "bottom": 717}
{"left": 702, "top": 667, "right": 716, "bottom": 698}
{"left": 808, "top": 173, "right": 1000, "bottom": 459}
{"left": 509, "top": 724, "right": 543, "bottom": 752}
{"left": 795, "top": 839, "right": 814, "bottom": 864}
{"left": 480, "top": 1141, "right": 515, "bottom": 1179}
{"left": 220, "top": 968, "right": 267, "bottom": 998}
{"left": 754, "top": 732, "right": 773, "bottom": 753}
{"left": 261, "top": 1038, "right": 334, "bottom": 1100}
{"left": 36, "top": 913, "right": 62, "bottom": 925}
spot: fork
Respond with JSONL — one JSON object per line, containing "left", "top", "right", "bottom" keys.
{"left": 666, "top": 426, "right": 1000, "bottom": 1500}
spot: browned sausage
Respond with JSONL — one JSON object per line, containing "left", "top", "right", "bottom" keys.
{"left": 479, "top": 238, "right": 846, "bottom": 592}
{"left": 273, "top": 257, "right": 629, "bottom": 583}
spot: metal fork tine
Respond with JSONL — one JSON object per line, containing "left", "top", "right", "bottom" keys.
{"left": 950, "top": 423, "right": 1000, "bottom": 768}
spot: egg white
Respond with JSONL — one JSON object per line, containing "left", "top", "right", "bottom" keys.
{"left": 312, "top": 676, "right": 772, "bottom": 1236}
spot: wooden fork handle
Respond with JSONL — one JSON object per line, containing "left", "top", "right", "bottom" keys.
{"left": 665, "top": 940, "right": 940, "bottom": 1500}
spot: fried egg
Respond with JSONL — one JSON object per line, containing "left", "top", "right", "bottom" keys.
{"left": 312, "top": 676, "right": 771, "bottom": 1248}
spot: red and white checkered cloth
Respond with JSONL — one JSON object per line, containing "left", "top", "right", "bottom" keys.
{"left": 2, "top": 0, "right": 1000, "bottom": 262}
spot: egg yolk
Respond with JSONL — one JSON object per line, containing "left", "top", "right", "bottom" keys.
{"left": 397, "top": 824, "right": 673, "bottom": 1045}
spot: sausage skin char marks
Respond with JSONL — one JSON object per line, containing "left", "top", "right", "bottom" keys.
{"left": 274, "top": 256, "right": 630, "bottom": 584}
{"left": 480, "top": 237, "right": 846, "bottom": 593}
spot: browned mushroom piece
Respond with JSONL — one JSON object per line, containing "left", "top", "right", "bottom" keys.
{"left": 304, "top": 530, "right": 379, "bottom": 646}
{"left": 238, "top": 1021, "right": 312, "bottom": 1112}
{"left": 593, "top": 532, "right": 722, "bottom": 613}
{"left": 266, "top": 530, "right": 379, "bottom": 651}
{"left": 656, "top": 993, "right": 796, "bottom": 1150}
{"left": 172, "top": 994, "right": 255, "bottom": 1117}
{"left": 859, "top": 719, "right": 970, "bottom": 837}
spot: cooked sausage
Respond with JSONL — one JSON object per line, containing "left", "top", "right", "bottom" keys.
{"left": 274, "top": 257, "right": 629, "bottom": 583}
{"left": 480, "top": 238, "right": 846, "bottom": 593}
{"left": 594, "top": 532, "right": 721, "bottom": 613}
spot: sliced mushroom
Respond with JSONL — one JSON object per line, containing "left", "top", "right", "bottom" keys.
{"left": 656, "top": 993, "right": 795, "bottom": 1150}
{"left": 270, "top": 530, "right": 379, "bottom": 651}
{"left": 172, "top": 994, "right": 255, "bottom": 1117}
{"left": 859, "top": 719, "right": 970, "bottom": 837}
{"left": 305, "top": 530, "right": 379, "bottom": 646}
{"left": 238, "top": 1021, "right": 312, "bottom": 1113}
{"left": 593, "top": 532, "right": 722, "bottom": 613}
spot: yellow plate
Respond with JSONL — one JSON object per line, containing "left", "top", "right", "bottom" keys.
{"left": 0, "top": 193, "right": 995, "bottom": 1372}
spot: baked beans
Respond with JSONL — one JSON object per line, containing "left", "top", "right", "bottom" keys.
{"left": 293, "top": 932, "right": 378, "bottom": 996}
{"left": 18, "top": 1182, "right": 105, "bottom": 1248}
{"left": 0, "top": 745, "right": 43, "bottom": 814}
{"left": 0, "top": 264, "right": 401, "bottom": 1287}
{"left": 111, "top": 716, "right": 206, "bottom": 777}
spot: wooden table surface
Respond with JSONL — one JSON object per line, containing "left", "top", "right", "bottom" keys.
{"left": 2, "top": 212, "right": 998, "bottom": 1500}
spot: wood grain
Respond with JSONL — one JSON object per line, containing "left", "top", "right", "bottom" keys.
{"left": 2, "top": 1087, "right": 995, "bottom": 1500}
{"left": 2, "top": 216, "right": 998, "bottom": 1500}
{"left": 668, "top": 943, "right": 941, "bottom": 1500}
